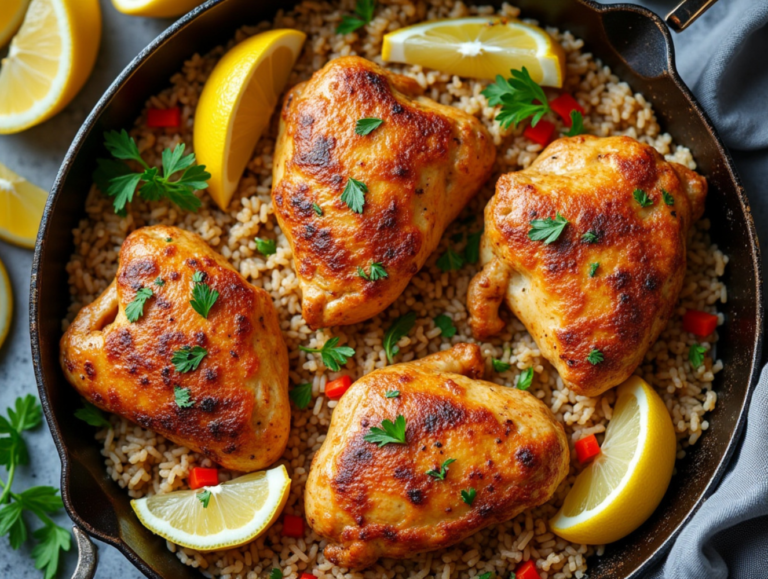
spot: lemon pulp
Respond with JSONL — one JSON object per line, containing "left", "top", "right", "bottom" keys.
{"left": 0, "top": 258, "right": 12, "bottom": 351}
{"left": 0, "top": 163, "right": 48, "bottom": 248}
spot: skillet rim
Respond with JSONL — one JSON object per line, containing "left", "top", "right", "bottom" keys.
{"left": 28, "top": 0, "right": 764, "bottom": 577}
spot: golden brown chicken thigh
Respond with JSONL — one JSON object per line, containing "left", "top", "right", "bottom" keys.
{"left": 304, "top": 344, "right": 569, "bottom": 568}
{"left": 468, "top": 135, "right": 707, "bottom": 397}
{"left": 272, "top": 56, "right": 496, "bottom": 329}
{"left": 60, "top": 225, "right": 290, "bottom": 472}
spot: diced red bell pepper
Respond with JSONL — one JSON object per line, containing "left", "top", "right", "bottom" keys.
{"left": 299, "top": 574, "right": 316, "bottom": 579}
{"left": 523, "top": 120, "right": 555, "bottom": 147}
{"left": 326, "top": 375, "right": 353, "bottom": 399}
{"left": 549, "top": 93, "right": 585, "bottom": 127}
{"left": 188, "top": 467, "right": 219, "bottom": 489}
{"left": 516, "top": 560, "right": 541, "bottom": 579}
{"left": 574, "top": 434, "right": 601, "bottom": 464}
{"left": 682, "top": 309, "right": 718, "bottom": 337}
{"left": 282, "top": 514, "right": 305, "bottom": 538}
{"left": 147, "top": 107, "right": 181, "bottom": 128}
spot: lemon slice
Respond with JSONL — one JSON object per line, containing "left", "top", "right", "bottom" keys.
{"left": 0, "top": 258, "right": 12, "bottom": 351}
{"left": 382, "top": 17, "right": 565, "bottom": 87}
{"left": 131, "top": 465, "right": 291, "bottom": 551}
{"left": 550, "top": 376, "right": 676, "bottom": 544}
{"left": 0, "top": 0, "right": 30, "bottom": 48}
{"left": 194, "top": 29, "right": 306, "bottom": 210}
{"left": 110, "top": 0, "right": 203, "bottom": 18}
{"left": 0, "top": 163, "right": 48, "bottom": 248}
{"left": 0, "top": 0, "right": 101, "bottom": 134}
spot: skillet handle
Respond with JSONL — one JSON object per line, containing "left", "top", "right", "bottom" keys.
{"left": 71, "top": 526, "right": 98, "bottom": 579}
{"left": 666, "top": 0, "right": 720, "bottom": 31}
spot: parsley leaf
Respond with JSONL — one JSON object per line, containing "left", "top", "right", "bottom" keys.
{"left": 434, "top": 314, "right": 457, "bottom": 338}
{"left": 633, "top": 188, "right": 653, "bottom": 208}
{"left": 312, "top": 203, "right": 323, "bottom": 216}
{"left": 357, "top": 262, "right": 388, "bottom": 281}
{"left": 337, "top": 0, "right": 375, "bottom": 34}
{"left": 426, "top": 458, "right": 456, "bottom": 481}
{"left": 437, "top": 248, "right": 464, "bottom": 272}
{"left": 174, "top": 386, "right": 194, "bottom": 408}
{"left": 197, "top": 489, "right": 212, "bottom": 508}
{"left": 478, "top": 573, "right": 494, "bottom": 579}
{"left": 154, "top": 277, "right": 165, "bottom": 286}
{"left": 255, "top": 237, "right": 277, "bottom": 256}
{"left": 364, "top": 415, "right": 407, "bottom": 447}
{"left": 516, "top": 367, "right": 534, "bottom": 390}
{"left": 528, "top": 212, "right": 569, "bottom": 244}
{"left": 481, "top": 67, "right": 551, "bottom": 129}
{"left": 492, "top": 358, "right": 511, "bottom": 373}
{"left": 190, "top": 274, "right": 219, "bottom": 319}
{"left": 32, "top": 524, "right": 71, "bottom": 579}
{"left": 172, "top": 345, "right": 208, "bottom": 373}
{"left": 289, "top": 383, "right": 313, "bottom": 410}
{"left": 269, "top": 569, "right": 283, "bottom": 579}
{"left": 582, "top": 231, "right": 598, "bottom": 243}
{"left": 74, "top": 400, "right": 111, "bottom": 429}
{"left": 299, "top": 337, "right": 355, "bottom": 372}
{"left": 589, "top": 262, "right": 599, "bottom": 277}
{"left": 565, "top": 110, "right": 585, "bottom": 137}
{"left": 464, "top": 229, "right": 483, "bottom": 264}
{"left": 341, "top": 177, "right": 368, "bottom": 213}
{"left": 383, "top": 312, "right": 417, "bottom": 363}
{"left": 125, "top": 287, "right": 153, "bottom": 323}
{"left": 385, "top": 390, "right": 400, "bottom": 398}
{"left": 662, "top": 189, "right": 675, "bottom": 206}
{"left": 355, "top": 117, "right": 383, "bottom": 135}
{"left": 461, "top": 487, "right": 477, "bottom": 506}
{"left": 689, "top": 343, "right": 707, "bottom": 369}
{"left": 7, "top": 395, "right": 42, "bottom": 433}
{"left": 587, "top": 348, "right": 604, "bottom": 365}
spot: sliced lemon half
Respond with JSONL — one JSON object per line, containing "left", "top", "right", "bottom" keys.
{"left": 0, "top": 257, "right": 12, "bottom": 351}
{"left": 110, "top": 0, "right": 203, "bottom": 18}
{"left": 382, "top": 17, "right": 565, "bottom": 87}
{"left": 131, "top": 465, "right": 291, "bottom": 551}
{"left": 0, "top": 0, "right": 101, "bottom": 134}
{"left": 0, "top": 163, "right": 48, "bottom": 248}
{"left": 194, "top": 29, "right": 306, "bottom": 210}
{"left": 0, "top": 0, "right": 31, "bottom": 48}
{"left": 550, "top": 376, "right": 676, "bottom": 545}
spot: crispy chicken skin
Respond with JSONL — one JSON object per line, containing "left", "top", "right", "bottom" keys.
{"left": 60, "top": 225, "right": 290, "bottom": 472}
{"left": 272, "top": 56, "right": 496, "bottom": 329}
{"left": 304, "top": 344, "right": 569, "bottom": 569}
{"left": 468, "top": 135, "right": 707, "bottom": 397}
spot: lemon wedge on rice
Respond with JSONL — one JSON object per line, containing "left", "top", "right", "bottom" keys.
{"left": 0, "top": 163, "right": 48, "bottom": 248}
{"left": 550, "top": 376, "right": 676, "bottom": 545}
{"left": 382, "top": 17, "right": 565, "bottom": 87}
{"left": 194, "top": 29, "right": 306, "bottom": 210}
{"left": 131, "top": 465, "right": 291, "bottom": 551}
{"left": 110, "top": 0, "right": 204, "bottom": 18}
{"left": 0, "top": 0, "right": 101, "bottom": 134}
{"left": 0, "top": 257, "right": 12, "bottom": 351}
{"left": 0, "top": 0, "right": 31, "bottom": 48}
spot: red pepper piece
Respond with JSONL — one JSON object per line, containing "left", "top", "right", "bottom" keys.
{"left": 326, "top": 375, "right": 353, "bottom": 399}
{"left": 516, "top": 559, "right": 541, "bottom": 579}
{"left": 682, "top": 310, "right": 718, "bottom": 337}
{"left": 299, "top": 574, "right": 316, "bottom": 579}
{"left": 549, "top": 93, "right": 585, "bottom": 127}
{"left": 574, "top": 434, "right": 601, "bottom": 464}
{"left": 523, "top": 120, "right": 555, "bottom": 147}
{"left": 282, "top": 514, "right": 305, "bottom": 538}
{"left": 147, "top": 107, "right": 181, "bottom": 128}
{"left": 188, "top": 467, "right": 218, "bottom": 489}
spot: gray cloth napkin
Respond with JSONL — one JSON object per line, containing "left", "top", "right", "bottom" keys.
{"left": 631, "top": 0, "right": 768, "bottom": 576}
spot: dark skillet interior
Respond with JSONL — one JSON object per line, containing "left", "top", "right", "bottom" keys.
{"left": 30, "top": 0, "right": 763, "bottom": 578}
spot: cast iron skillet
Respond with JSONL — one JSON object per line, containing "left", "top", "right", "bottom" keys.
{"left": 29, "top": 0, "right": 764, "bottom": 577}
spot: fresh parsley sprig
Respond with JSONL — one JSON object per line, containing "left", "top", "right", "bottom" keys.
{"left": 337, "top": 0, "right": 375, "bottom": 34}
{"left": 125, "top": 287, "right": 153, "bottom": 323}
{"left": 461, "top": 487, "right": 477, "bottom": 506}
{"left": 633, "top": 188, "right": 653, "bottom": 208}
{"left": 255, "top": 238, "right": 277, "bottom": 256}
{"left": 426, "top": 458, "right": 456, "bottom": 481}
{"left": 357, "top": 262, "right": 387, "bottom": 281}
{"left": 565, "top": 110, "right": 585, "bottom": 137}
{"left": 528, "top": 212, "right": 569, "bottom": 244}
{"left": 197, "top": 489, "right": 212, "bottom": 508}
{"left": 174, "top": 386, "right": 194, "bottom": 408}
{"left": 482, "top": 67, "right": 551, "bottom": 129}
{"left": 385, "top": 390, "right": 400, "bottom": 399}
{"left": 289, "top": 383, "right": 313, "bottom": 410}
{"left": 190, "top": 271, "right": 219, "bottom": 319}
{"left": 662, "top": 189, "right": 675, "bottom": 206}
{"left": 355, "top": 117, "right": 383, "bottom": 135}
{"left": 516, "top": 367, "right": 534, "bottom": 390}
{"left": 689, "top": 343, "right": 707, "bottom": 369}
{"left": 364, "top": 415, "right": 407, "bottom": 447}
{"left": 587, "top": 348, "right": 604, "bottom": 365}
{"left": 94, "top": 130, "right": 210, "bottom": 215}
{"left": 492, "top": 358, "right": 511, "bottom": 373}
{"left": 172, "top": 345, "right": 208, "bottom": 373}
{"left": 383, "top": 312, "right": 417, "bottom": 363}
{"left": 436, "top": 248, "right": 464, "bottom": 272}
{"left": 589, "top": 262, "right": 600, "bottom": 277}
{"left": 434, "top": 314, "right": 457, "bottom": 338}
{"left": 341, "top": 177, "right": 367, "bottom": 213}
{"left": 74, "top": 400, "right": 111, "bottom": 429}
{"left": 299, "top": 337, "right": 355, "bottom": 372}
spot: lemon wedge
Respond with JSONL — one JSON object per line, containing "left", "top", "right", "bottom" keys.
{"left": 0, "top": 0, "right": 101, "bottom": 134}
{"left": 382, "top": 17, "right": 565, "bottom": 87}
{"left": 0, "top": 258, "right": 12, "bottom": 351}
{"left": 0, "top": 163, "right": 48, "bottom": 248}
{"left": 131, "top": 465, "right": 291, "bottom": 551}
{"left": 550, "top": 376, "right": 676, "bottom": 544}
{"left": 0, "top": 0, "right": 30, "bottom": 48}
{"left": 194, "top": 29, "right": 306, "bottom": 210}
{"left": 110, "top": 0, "right": 203, "bottom": 18}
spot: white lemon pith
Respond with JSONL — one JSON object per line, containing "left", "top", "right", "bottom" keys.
{"left": 0, "top": 0, "right": 31, "bottom": 47}
{"left": 0, "top": 258, "right": 12, "bottom": 351}
{"left": 194, "top": 29, "right": 306, "bottom": 211}
{"left": 131, "top": 465, "right": 291, "bottom": 551}
{"left": 549, "top": 376, "right": 676, "bottom": 545}
{"left": 0, "top": 163, "right": 48, "bottom": 248}
{"left": 110, "top": 0, "right": 203, "bottom": 18}
{"left": 382, "top": 17, "right": 565, "bottom": 87}
{"left": 0, "top": 0, "right": 101, "bottom": 134}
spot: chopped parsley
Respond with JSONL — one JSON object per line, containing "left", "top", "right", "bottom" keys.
{"left": 689, "top": 343, "right": 706, "bottom": 368}
{"left": 426, "top": 458, "right": 456, "bottom": 481}
{"left": 662, "top": 189, "right": 675, "bottom": 206}
{"left": 190, "top": 271, "right": 219, "bottom": 319}
{"left": 383, "top": 312, "right": 417, "bottom": 363}
{"left": 528, "top": 212, "right": 569, "bottom": 244}
{"left": 154, "top": 277, "right": 165, "bottom": 286}
{"left": 565, "top": 110, "right": 585, "bottom": 137}
{"left": 289, "top": 383, "right": 313, "bottom": 410}
{"left": 434, "top": 314, "right": 457, "bottom": 338}
{"left": 492, "top": 358, "right": 511, "bottom": 373}
{"left": 299, "top": 337, "right": 355, "bottom": 372}
{"left": 269, "top": 569, "right": 283, "bottom": 579}
{"left": 461, "top": 487, "right": 477, "bottom": 506}
{"left": 589, "top": 262, "right": 599, "bottom": 277}
{"left": 74, "top": 400, "right": 111, "bottom": 429}
{"left": 341, "top": 177, "right": 367, "bottom": 213}
{"left": 587, "top": 348, "right": 604, "bottom": 365}
{"left": 478, "top": 573, "right": 493, "bottom": 579}
{"left": 174, "top": 385, "right": 194, "bottom": 408}
{"left": 516, "top": 367, "right": 534, "bottom": 390}
{"left": 171, "top": 345, "right": 208, "bottom": 373}
{"left": 336, "top": 0, "right": 375, "bottom": 34}
{"left": 633, "top": 188, "right": 653, "bottom": 207}
{"left": 436, "top": 248, "right": 464, "bottom": 272}
{"left": 255, "top": 237, "right": 277, "bottom": 256}
{"left": 481, "top": 67, "right": 551, "bottom": 129}
{"left": 312, "top": 202, "right": 323, "bottom": 216}
{"left": 464, "top": 229, "right": 483, "bottom": 264}
{"left": 355, "top": 117, "right": 383, "bottom": 135}
{"left": 197, "top": 489, "right": 212, "bottom": 508}
{"left": 125, "top": 287, "right": 153, "bottom": 323}
{"left": 582, "top": 231, "right": 598, "bottom": 244}
{"left": 357, "top": 261, "right": 388, "bottom": 281}
{"left": 165, "top": 237, "right": 173, "bottom": 242}
{"left": 364, "top": 415, "right": 407, "bottom": 447}
{"left": 384, "top": 390, "right": 400, "bottom": 399}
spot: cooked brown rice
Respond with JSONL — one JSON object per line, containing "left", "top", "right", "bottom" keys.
{"left": 63, "top": 1, "right": 727, "bottom": 577}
